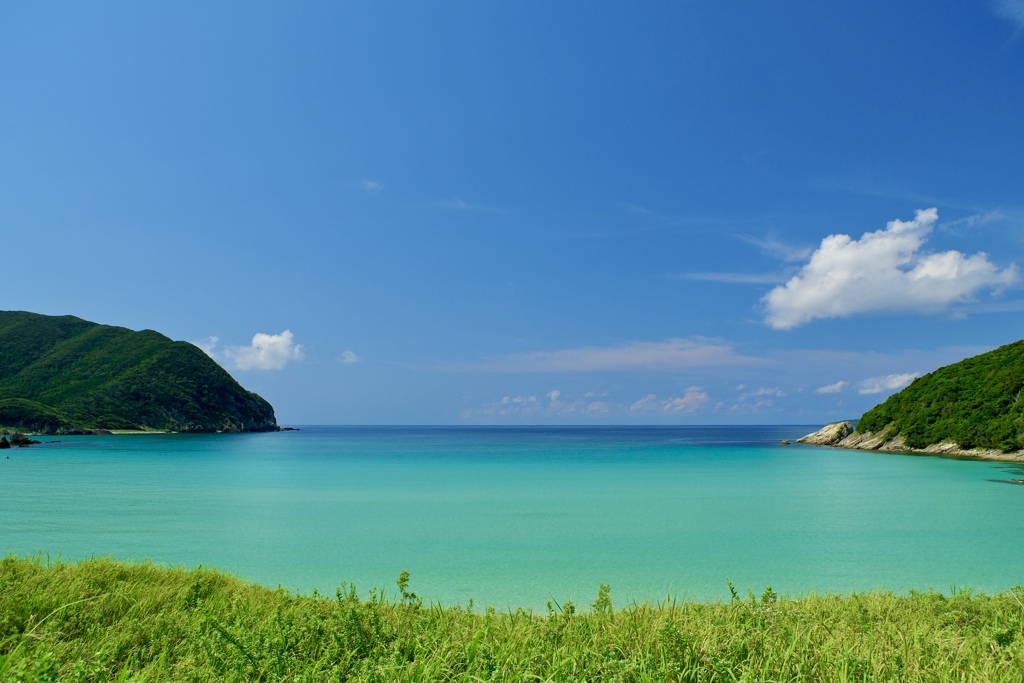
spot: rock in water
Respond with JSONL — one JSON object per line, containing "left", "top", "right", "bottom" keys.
{"left": 796, "top": 422, "right": 853, "bottom": 446}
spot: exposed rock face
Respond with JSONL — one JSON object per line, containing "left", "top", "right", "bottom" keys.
{"left": 797, "top": 423, "right": 1024, "bottom": 462}
{"left": 795, "top": 422, "right": 852, "bottom": 446}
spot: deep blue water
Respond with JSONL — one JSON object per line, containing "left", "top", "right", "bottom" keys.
{"left": 3, "top": 426, "right": 1023, "bottom": 608}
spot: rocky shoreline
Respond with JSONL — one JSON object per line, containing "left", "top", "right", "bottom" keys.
{"left": 796, "top": 422, "right": 1024, "bottom": 463}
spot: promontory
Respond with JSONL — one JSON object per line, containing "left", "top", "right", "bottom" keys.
{"left": 798, "top": 340, "right": 1024, "bottom": 461}
{"left": 0, "top": 310, "right": 279, "bottom": 433}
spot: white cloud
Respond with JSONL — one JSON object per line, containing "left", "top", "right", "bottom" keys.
{"left": 629, "top": 394, "right": 660, "bottom": 412}
{"left": 815, "top": 380, "right": 848, "bottom": 394}
{"left": 763, "top": 208, "right": 1018, "bottom": 329}
{"left": 736, "top": 233, "right": 812, "bottom": 262}
{"left": 857, "top": 373, "right": 917, "bottom": 395}
{"left": 467, "top": 391, "right": 588, "bottom": 419}
{"left": 359, "top": 180, "right": 384, "bottom": 193}
{"left": 451, "top": 338, "right": 764, "bottom": 373}
{"left": 994, "top": 0, "right": 1024, "bottom": 28}
{"left": 664, "top": 392, "right": 710, "bottom": 412}
{"left": 192, "top": 336, "right": 219, "bottom": 357}
{"left": 224, "top": 330, "right": 304, "bottom": 370}
{"left": 501, "top": 395, "right": 538, "bottom": 405}
{"left": 630, "top": 391, "right": 709, "bottom": 414}
{"left": 943, "top": 209, "right": 1005, "bottom": 232}
{"left": 338, "top": 350, "right": 360, "bottom": 364}
{"left": 739, "top": 386, "right": 785, "bottom": 400}
{"left": 727, "top": 386, "right": 786, "bottom": 413}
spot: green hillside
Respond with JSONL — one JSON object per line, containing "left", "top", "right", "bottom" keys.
{"left": 0, "top": 311, "right": 278, "bottom": 433}
{"left": 856, "top": 340, "right": 1024, "bottom": 452}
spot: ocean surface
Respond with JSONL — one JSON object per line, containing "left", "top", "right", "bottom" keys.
{"left": 3, "top": 426, "right": 1023, "bottom": 609}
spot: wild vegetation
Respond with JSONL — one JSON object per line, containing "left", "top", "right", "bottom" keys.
{"left": 856, "top": 340, "right": 1024, "bottom": 452}
{"left": 0, "top": 311, "right": 277, "bottom": 433}
{"left": 1, "top": 556, "right": 1022, "bottom": 682}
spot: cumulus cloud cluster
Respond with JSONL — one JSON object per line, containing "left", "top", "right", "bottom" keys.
{"left": 455, "top": 338, "right": 762, "bottom": 373}
{"left": 463, "top": 389, "right": 611, "bottom": 419}
{"left": 763, "top": 209, "right": 1017, "bottom": 329}
{"left": 224, "top": 330, "right": 304, "bottom": 370}
{"left": 629, "top": 390, "right": 709, "bottom": 414}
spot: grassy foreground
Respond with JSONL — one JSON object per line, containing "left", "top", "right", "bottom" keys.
{"left": 1, "top": 557, "right": 1022, "bottom": 682}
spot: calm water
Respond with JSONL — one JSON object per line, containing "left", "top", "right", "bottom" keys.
{"left": 3, "top": 426, "right": 1023, "bottom": 608}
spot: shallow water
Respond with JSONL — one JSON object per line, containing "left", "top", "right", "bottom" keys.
{"left": 3, "top": 426, "right": 1023, "bottom": 608}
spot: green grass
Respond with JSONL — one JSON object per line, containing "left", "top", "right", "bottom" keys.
{"left": 2, "top": 557, "right": 1022, "bottom": 681}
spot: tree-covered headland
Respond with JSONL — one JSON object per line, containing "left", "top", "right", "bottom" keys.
{"left": 0, "top": 311, "right": 278, "bottom": 433}
{"left": 856, "top": 340, "right": 1024, "bottom": 452}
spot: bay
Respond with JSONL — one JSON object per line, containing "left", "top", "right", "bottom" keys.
{"left": 3, "top": 426, "right": 1023, "bottom": 609}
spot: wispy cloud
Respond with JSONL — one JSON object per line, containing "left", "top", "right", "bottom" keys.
{"left": 814, "top": 177, "right": 950, "bottom": 207}
{"left": 449, "top": 338, "right": 765, "bottom": 373}
{"left": 192, "top": 336, "right": 219, "bottom": 357}
{"left": 723, "top": 385, "right": 787, "bottom": 413}
{"left": 942, "top": 209, "right": 1005, "bottom": 232}
{"left": 433, "top": 196, "right": 501, "bottom": 212}
{"left": 338, "top": 350, "right": 360, "bottom": 364}
{"left": 462, "top": 389, "right": 611, "bottom": 419}
{"left": 224, "top": 330, "right": 304, "bottom": 370}
{"left": 815, "top": 380, "right": 847, "bottom": 394}
{"left": 670, "top": 231, "right": 809, "bottom": 285}
{"left": 359, "top": 180, "right": 384, "bottom": 193}
{"left": 857, "top": 373, "right": 917, "bottom": 395}
{"left": 630, "top": 390, "right": 709, "bottom": 414}
{"left": 994, "top": 0, "right": 1024, "bottom": 28}
{"left": 736, "top": 233, "right": 812, "bottom": 262}
{"left": 763, "top": 208, "right": 1018, "bottom": 329}
{"left": 739, "top": 387, "right": 785, "bottom": 400}
{"left": 671, "top": 272, "right": 788, "bottom": 285}
{"left": 453, "top": 341, "right": 989, "bottom": 421}
{"left": 618, "top": 203, "right": 668, "bottom": 219}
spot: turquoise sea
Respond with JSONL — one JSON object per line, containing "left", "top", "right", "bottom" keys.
{"left": 3, "top": 426, "right": 1023, "bottom": 609}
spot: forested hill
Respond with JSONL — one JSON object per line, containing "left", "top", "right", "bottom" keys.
{"left": 856, "top": 340, "right": 1024, "bottom": 452}
{"left": 0, "top": 311, "right": 278, "bottom": 433}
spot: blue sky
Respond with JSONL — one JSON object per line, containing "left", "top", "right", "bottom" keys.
{"left": 3, "top": 1, "right": 1024, "bottom": 425}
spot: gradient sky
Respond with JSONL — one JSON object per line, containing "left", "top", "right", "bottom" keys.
{"left": 4, "top": 1, "right": 1024, "bottom": 425}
